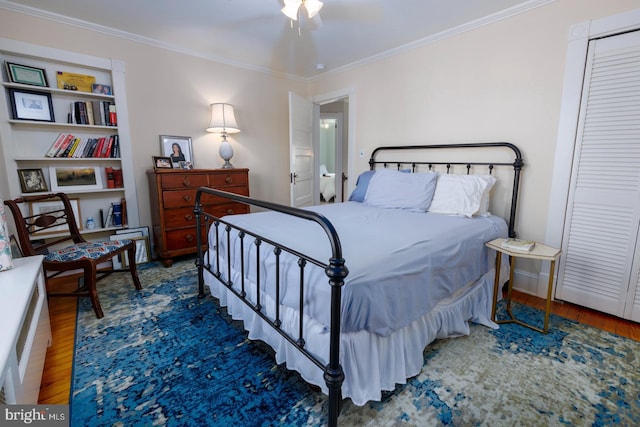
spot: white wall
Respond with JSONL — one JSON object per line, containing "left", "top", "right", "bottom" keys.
{"left": 310, "top": 0, "right": 640, "bottom": 293}
{"left": 0, "top": 8, "right": 305, "bottom": 229}
{"left": 1, "top": 0, "right": 638, "bottom": 286}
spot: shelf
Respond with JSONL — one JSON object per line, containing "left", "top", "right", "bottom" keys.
{"left": 20, "top": 187, "right": 124, "bottom": 197}
{"left": 2, "top": 82, "right": 114, "bottom": 101}
{"left": 8, "top": 119, "right": 117, "bottom": 131}
{"left": 30, "top": 226, "right": 129, "bottom": 241}
{"left": 15, "top": 157, "right": 122, "bottom": 162}
{"left": 1, "top": 39, "right": 140, "bottom": 235}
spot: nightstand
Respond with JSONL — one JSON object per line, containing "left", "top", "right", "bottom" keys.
{"left": 486, "top": 238, "right": 561, "bottom": 334}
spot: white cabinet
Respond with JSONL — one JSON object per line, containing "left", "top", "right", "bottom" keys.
{"left": 0, "top": 256, "right": 51, "bottom": 404}
{"left": 0, "top": 38, "right": 139, "bottom": 234}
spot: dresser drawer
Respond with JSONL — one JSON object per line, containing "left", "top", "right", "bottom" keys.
{"left": 163, "top": 189, "right": 198, "bottom": 208}
{"left": 164, "top": 206, "right": 197, "bottom": 229}
{"left": 200, "top": 185, "right": 250, "bottom": 205}
{"left": 164, "top": 203, "right": 248, "bottom": 229}
{"left": 209, "top": 171, "right": 249, "bottom": 188}
{"left": 207, "top": 202, "right": 249, "bottom": 218}
{"left": 165, "top": 227, "right": 207, "bottom": 251}
{"left": 160, "top": 173, "right": 209, "bottom": 189}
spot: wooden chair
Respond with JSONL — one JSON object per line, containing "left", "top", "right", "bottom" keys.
{"left": 4, "top": 193, "right": 142, "bottom": 318}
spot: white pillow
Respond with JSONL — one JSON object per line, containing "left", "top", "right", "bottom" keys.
{"left": 477, "top": 175, "right": 497, "bottom": 216}
{"left": 364, "top": 169, "right": 437, "bottom": 212}
{"left": 428, "top": 174, "right": 494, "bottom": 217}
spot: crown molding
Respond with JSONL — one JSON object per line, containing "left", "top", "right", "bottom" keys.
{"left": 1, "top": 0, "right": 554, "bottom": 83}
{"left": 309, "top": 0, "right": 555, "bottom": 82}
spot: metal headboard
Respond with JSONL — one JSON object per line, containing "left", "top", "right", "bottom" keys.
{"left": 369, "top": 142, "right": 524, "bottom": 238}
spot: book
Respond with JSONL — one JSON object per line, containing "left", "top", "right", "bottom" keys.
{"left": 108, "top": 103, "right": 117, "bottom": 126}
{"left": 501, "top": 238, "right": 535, "bottom": 252}
{"left": 54, "top": 134, "right": 74, "bottom": 157}
{"left": 104, "top": 204, "right": 114, "bottom": 227}
{"left": 45, "top": 133, "right": 68, "bottom": 157}
{"left": 105, "top": 167, "right": 115, "bottom": 188}
{"left": 56, "top": 71, "right": 96, "bottom": 92}
{"left": 85, "top": 101, "right": 95, "bottom": 125}
{"left": 91, "top": 100, "right": 105, "bottom": 125}
{"left": 74, "top": 101, "right": 89, "bottom": 124}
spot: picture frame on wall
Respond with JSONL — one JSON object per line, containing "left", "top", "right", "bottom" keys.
{"left": 17, "top": 168, "right": 48, "bottom": 193}
{"left": 49, "top": 165, "right": 103, "bottom": 192}
{"left": 8, "top": 89, "right": 55, "bottom": 122}
{"left": 5, "top": 62, "right": 49, "bottom": 87}
{"left": 159, "top": 135, "right": 193, "bottom": 167}
{"left": 29, "top": 198, "right": 82, "bottom": 235}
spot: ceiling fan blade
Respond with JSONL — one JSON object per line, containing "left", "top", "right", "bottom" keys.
{"left": 308, "top": 13, "right": 323, "bottom": 30}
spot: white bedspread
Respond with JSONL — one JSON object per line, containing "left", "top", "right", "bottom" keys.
{"left": 206, "top": 202, "right": 507, "bottom": 336}
{"left": 203, "top": 202, "right": 508, "bottom": 404}
{"left": 320, "top": 173, "right": 336, "bottom": 201}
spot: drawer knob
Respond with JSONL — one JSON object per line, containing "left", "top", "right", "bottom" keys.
{"left": 182, "top": 178, "right": 191, "bottom": 186}
{"left": 226, "top": 209, "right": 234, "bottom": 215}
{"left": 185, "top": 234, "right": 194, "bottom": 242}
{"left": 184, "top": 214, "right": 193, "bottom": 221}
{"left": 225, "top": 176, "right": 233, "bottom": 184}
{"left": 183, "top": 195, "right": 193, "bottom": 202}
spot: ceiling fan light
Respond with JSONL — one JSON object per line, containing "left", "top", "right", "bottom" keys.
{"left": 281, "top": 1, "right": 301, "bottom": 21}
{"left": 304, "top": 0, "right": 324, "bottom": 19}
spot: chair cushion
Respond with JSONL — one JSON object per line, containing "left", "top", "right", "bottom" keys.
{"left": 44, "top": 240, "right": 131, "bottom": 262}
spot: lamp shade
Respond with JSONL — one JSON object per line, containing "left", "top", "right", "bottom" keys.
{"left": 206, "top": 103, "right": 240, "bottom": 134}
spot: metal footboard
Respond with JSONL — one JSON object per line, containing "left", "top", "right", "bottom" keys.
{"left": 195, "top": 188, "right": 348, "bottom": 427}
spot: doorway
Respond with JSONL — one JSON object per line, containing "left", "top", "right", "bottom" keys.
{"left": 319, "top": 112, "right": 344, "bottom": 203}
{"left": 315, "top": 95, "right": 350, "bottom": 205}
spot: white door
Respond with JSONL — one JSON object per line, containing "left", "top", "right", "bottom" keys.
{"left": 555, "top": 30, "right": 640, "bottom": 320}
{"left": 289, "top": 92, "right": 314, "bottom": 207}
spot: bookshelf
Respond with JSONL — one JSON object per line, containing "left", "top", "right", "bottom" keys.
{"left": 0, "top": 38, "right": 139, "bottom": 236}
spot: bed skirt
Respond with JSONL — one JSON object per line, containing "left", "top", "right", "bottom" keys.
{"left": 203, "top": 263, "right": 501, "bottom": 406}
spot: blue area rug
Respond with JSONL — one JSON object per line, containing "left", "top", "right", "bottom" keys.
{"left": 70, "top": 259, "right": 640, "bottom": 426}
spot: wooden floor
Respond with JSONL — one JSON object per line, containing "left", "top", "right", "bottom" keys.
{"left": 38, "top": 289, "right": 640, "bottom": 405}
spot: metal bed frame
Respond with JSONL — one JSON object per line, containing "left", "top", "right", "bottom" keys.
{"left": 195, "top": 142, "right": 523, "bottom": 426}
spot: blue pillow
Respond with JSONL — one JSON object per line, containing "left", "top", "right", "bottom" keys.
{"left": 349, "top": 170, "right": 376, "bottom": 202}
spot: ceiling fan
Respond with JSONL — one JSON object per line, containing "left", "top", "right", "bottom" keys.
{"left": 281, "top": 0, "right": 324, "bottom": 26}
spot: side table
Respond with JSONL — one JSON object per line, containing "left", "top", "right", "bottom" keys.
{"left": 486, "top": 238, "right": 561, "bottom": 334}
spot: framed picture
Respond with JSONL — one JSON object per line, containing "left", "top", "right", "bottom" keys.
{"left": 178, "top": 161, "right": 193, "bottom": 170}
{"left": 8, "top": 89, "right": 55, "bottom": 122}
{"left": 153, "top": 156, "right": 173, "bottom": 169}
{"left": 5, "top": 62, "right": 49, "bottom": 87}
{"left": 91, "top": 83, "right": 112, "bottom": 95}
{"left": 17, "top": 168, "right": 48, "bottom": 193}
{"left": 29, "top": 198, "right": 82, "bottom": 235}
{"left": 110, "top": 233, "right": 150, "bottom": 268}
{"left": 49, "top": 166, "right": 103, "bottom": 192}
{"left": 160, "top": 135, "right": 193, "bottom": 167}
{"left": 128, "top": 236, "right": 151, "bottom": 267}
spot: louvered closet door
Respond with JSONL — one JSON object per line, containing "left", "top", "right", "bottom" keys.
{"left": 555, "top": 30, "right": 640, "bottom": 320}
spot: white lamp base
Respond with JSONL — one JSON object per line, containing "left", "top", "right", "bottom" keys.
{"left": 219, "top": 138, "right": 234, "bottom": 169}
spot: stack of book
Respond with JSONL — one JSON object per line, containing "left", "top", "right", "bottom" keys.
{"left": 45, "top": 133, "right": 120, "bottom": 158}
{"left": 501, "top": 238, "right": 536, "bottom": 252}
{"left": 68, "top": 100, "right": 117, "bottom": 126}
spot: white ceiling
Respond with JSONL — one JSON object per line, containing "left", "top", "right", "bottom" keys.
{"left": 2, "top": 0, "right": 547, "bottom": 79}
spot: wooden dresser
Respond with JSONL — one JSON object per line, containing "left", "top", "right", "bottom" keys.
{"left": 146, "top": 168, "right": 249, "bottom": 266}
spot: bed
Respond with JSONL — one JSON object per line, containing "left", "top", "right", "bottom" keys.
{"left": 195, "top": 142, "right": 523, "bottom": 426}
{"left": 319, "top": 165, "right": 336, "bottom": 201}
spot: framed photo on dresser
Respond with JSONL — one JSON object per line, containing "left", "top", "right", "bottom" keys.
{"left": 160, "top": 135, "right": 193, "bottom": 167}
